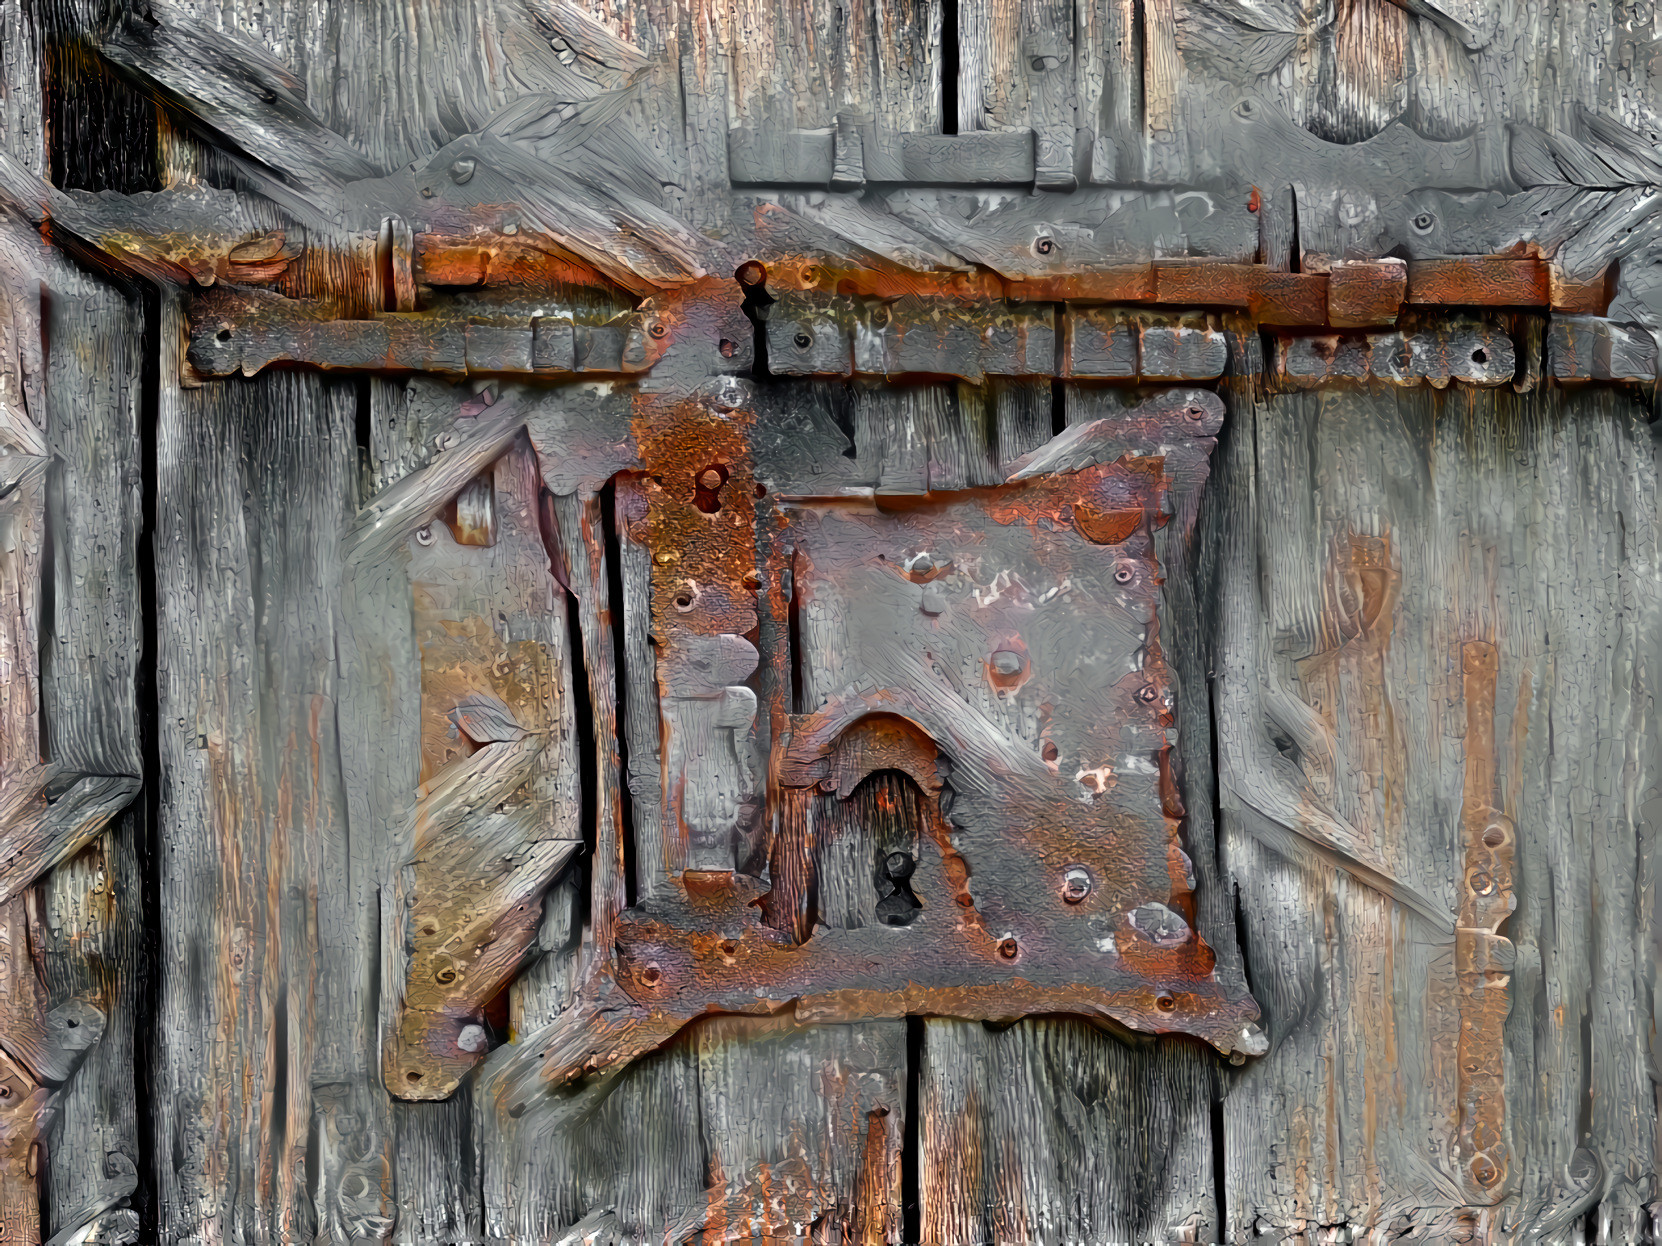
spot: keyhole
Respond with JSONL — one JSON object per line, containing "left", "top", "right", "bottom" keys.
{"left": 875, "top": 851, "right": 922, "bottom": 926}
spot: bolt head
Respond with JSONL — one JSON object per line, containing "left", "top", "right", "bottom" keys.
{"left": 990, "top": 650, "right": 1025, "bottom": 677}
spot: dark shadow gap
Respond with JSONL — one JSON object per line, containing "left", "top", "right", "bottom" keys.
{"left": 737, "top": 264, "right": 772, "bottom": 380}
{"left": 902, "top": 1014, "right": 924, "bottom": 1242}
{"left": 133, "top": 278, "right": 161, "bottom": 1241}
{"left": 269, "top": 982, "right": 289, "bottom": 1181}
{"left": 354, "top": 376, "right": 373, "bottom": 500}
{"left": 42, "top": 27, "right": 160, "bottom": 194}
{"left": 941, "top": 0, "right": 960, "bottom": 135}
{"left": 1050, "top": 376, "right": 1067, "bottom": 436}
{"left": 787, "top": 548, "right": 806, "bottom": 715}
{"left": 1288, "top": 188, "right": 1302, "bottom": 274}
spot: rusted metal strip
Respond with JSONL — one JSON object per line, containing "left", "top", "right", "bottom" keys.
{"left": 1152, "top": 264, "right": 1329, "bottom": 324}
{"left": 1327, "top": 258, "right": 1408, "bottom": 327}
{"left": 1275, "top": 321, "right": 1517, "bottom": 388}
{"left": 1407, "top": 258, "right": 1550, "bottom": 307}
{"left": 186, "top": 256, "right": 1623, "bottom": 384}
{"left": 1456, "top": 640, "right": 1515, "bottom": 1203}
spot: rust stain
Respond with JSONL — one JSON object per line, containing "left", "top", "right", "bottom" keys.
{"left": 1455, "top": 640, "right": 1513, "bottom": 1202}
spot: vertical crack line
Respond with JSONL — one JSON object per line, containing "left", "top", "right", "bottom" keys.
{"left": 599, "top": 479, "right": 637, "bottom": 909}
{"left": 555, "top": 506, "right": 598, "bottom": 938}
{"left": 902, "top": 1014, "right": 924, "bottom": 1243}
{"left": 1211, "top": 1079, "right": 1227, "bottom": 1244}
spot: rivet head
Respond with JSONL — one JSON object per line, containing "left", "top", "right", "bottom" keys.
{"left": 1155, "top": 992, "right": 1177, "bottom": 1013}
{"left": 1471, "top": 1155, "right": 1500, "bottom": 1187}
{"left": 1137, "top": 684, "right": 1160, "bottom": 703}
{"left": 990, "top": 650, "right": 1025, "bottom": 677}
{"left": 456, "top": 1024, "right": 487, "bottom": 1053}
{"left": 997, "top": 938, "right": 1019, "bottom": 960}
{"left": 415, "top": 526, "right": 435, "bottom": 546}
{"left": 1062, "top": 867, "right": 1092, "bottom": 904}
{"left": 450, "top": 159, "right": 476, "bottom": 184}
{"left": 698, "top": 469, "right": 724, "bottom": 491}
{"left": 1471, "top": 870, "right": 1496, "bottom": 896}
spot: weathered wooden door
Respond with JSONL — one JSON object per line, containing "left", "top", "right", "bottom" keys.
{"left": 0, "top": 0, "right": 1658, "bottom": 1242}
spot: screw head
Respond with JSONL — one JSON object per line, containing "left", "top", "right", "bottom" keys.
{"left": 1062, "top": 867, "right": 1092, "bottom": 904}
{"left": 990, "top": 650, "right": 1025, "bottom": 677}
{"left": 997, "top": 938, "right": 1019, "bottom": 960}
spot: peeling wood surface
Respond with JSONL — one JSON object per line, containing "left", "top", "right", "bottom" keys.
{"left": 0, "top": 0, "right": 1660, "bottom": 1242}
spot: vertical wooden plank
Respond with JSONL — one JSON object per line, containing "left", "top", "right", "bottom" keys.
{"left": 868, "top": 0, "right": 942, "bottom": 135}
{"left": 617, "top": 477, "right": 669, "bottom": 901}
{"left": 154, "top": 295, "right": 356, "bottom": 1241}
{"left": 1214, "top": 376, "right": 1660, "bottom": 1239}
{"left": 990, "top": 376, "right": 1053, "bottom": 472}
{"left": 959, "top": 0, "right": 1024, "bottom": 134}
{"left": 921, "top": 1020, "right": 1217, "bottom": 1243}
{"left": 1141, "top": 0, "right": 1185, "bottom": 183}
{"left": 1076, "top": 0, "right": 1138, "bottom": 182}
{"left": 1022, "top": 0, "right": 1075, "bottom": 188}
{"left": 0, "top": 50, "right": 48, "bottom": 1246}
{"left": 697, "top": 1017, "right": 906, "bottom": 1243}
{"left": 36, "top": 260, "right": 146, "bottom": 1245}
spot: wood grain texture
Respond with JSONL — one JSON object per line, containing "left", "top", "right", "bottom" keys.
{"left": 153, "top": 300, "right": 358, "bottom": 1242}
{"left": 7, "top": 0, "right": 1662, "bottom": 1239}
{"left": 1210, "top": 348, "right": 1660, "bottom": 1241}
